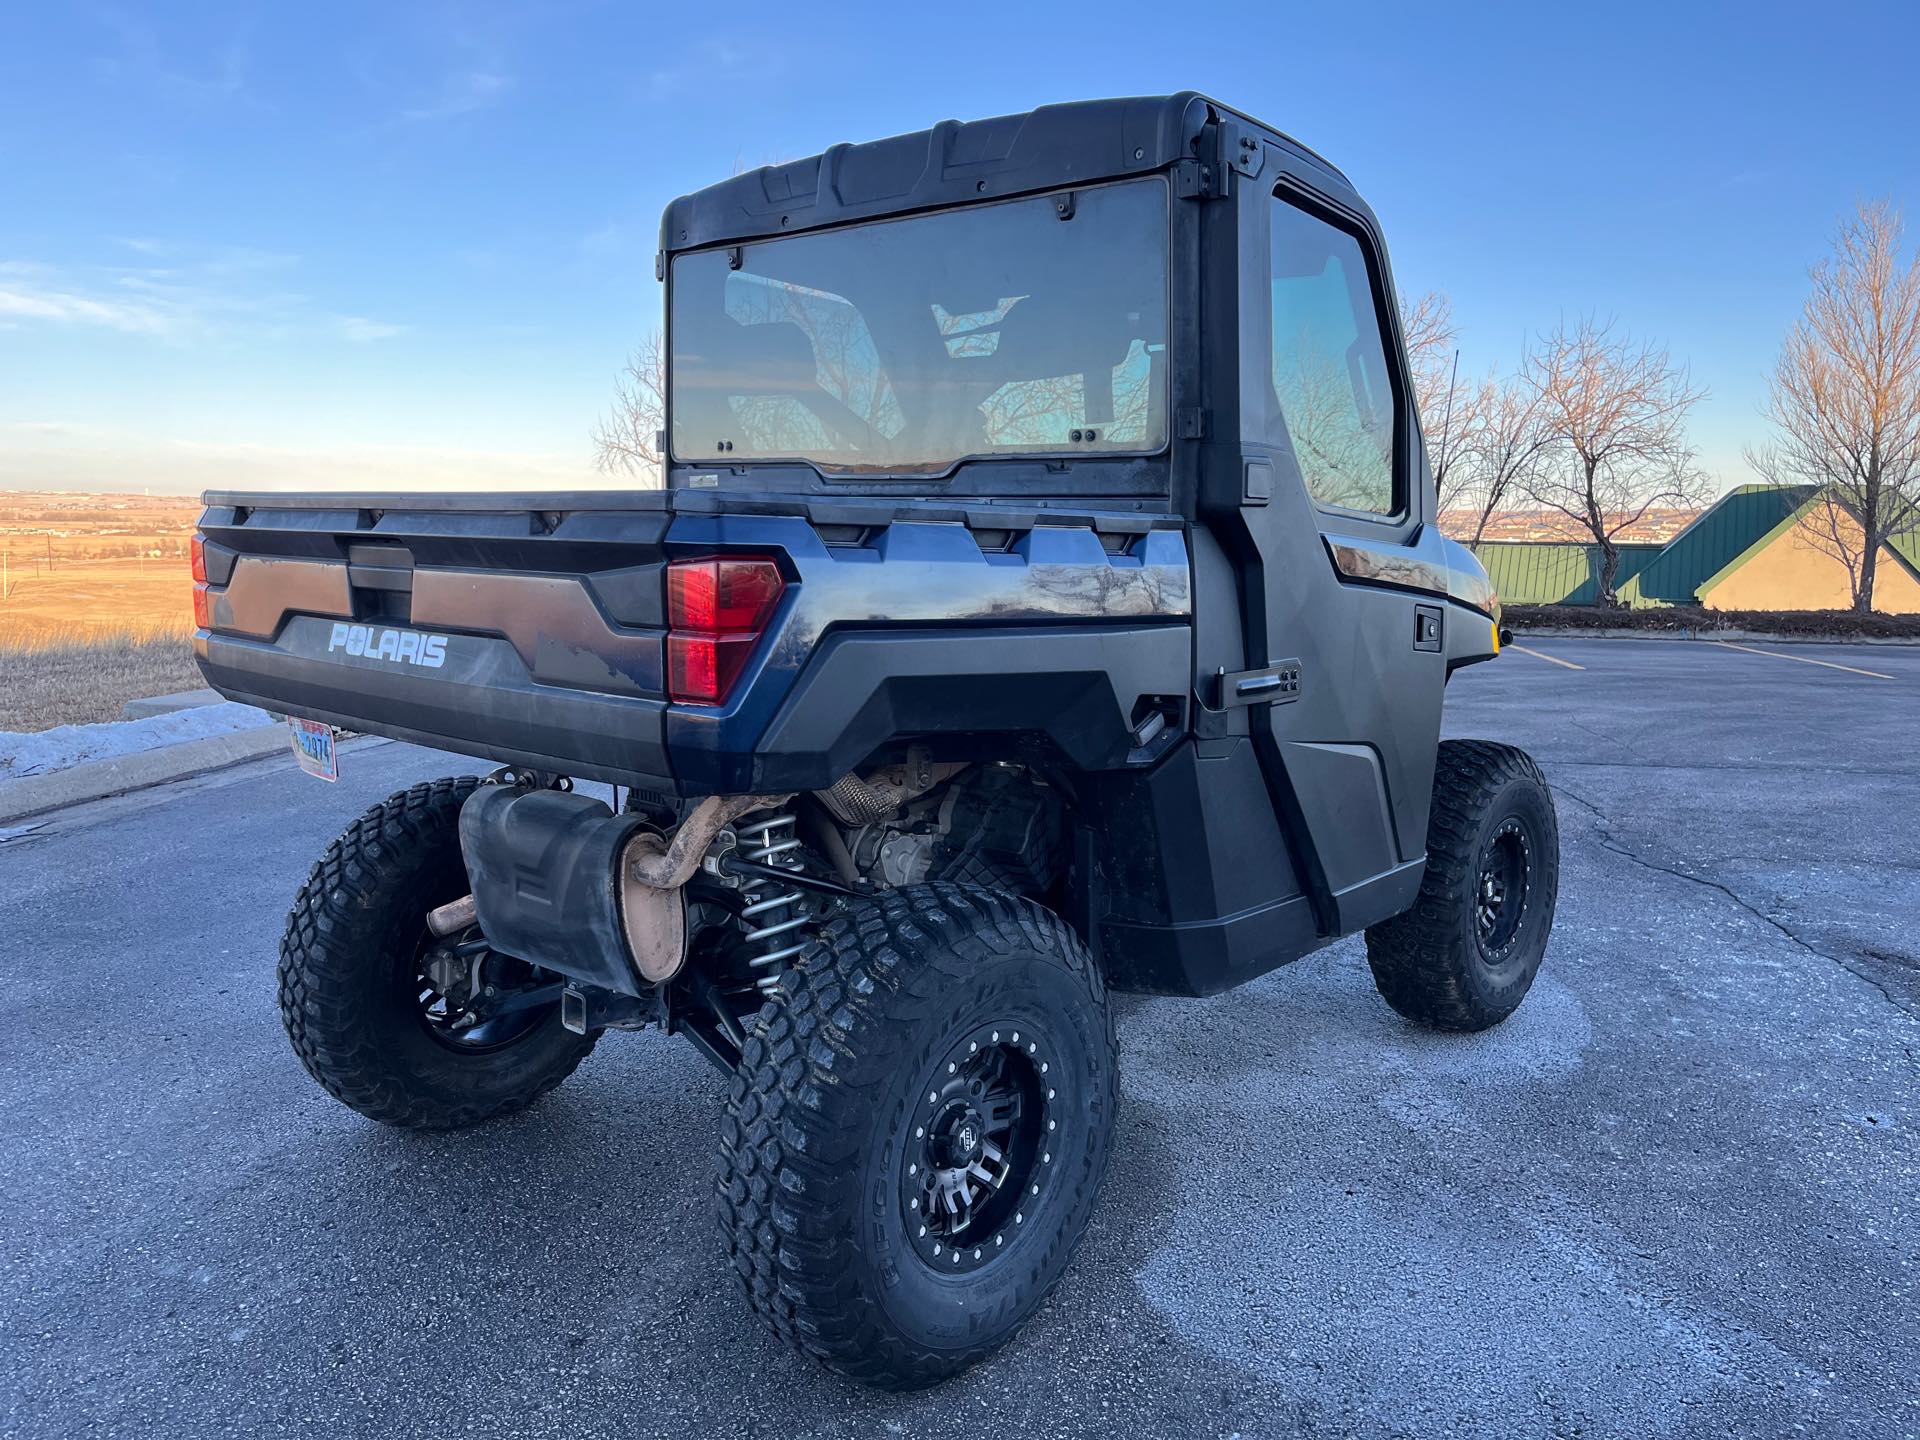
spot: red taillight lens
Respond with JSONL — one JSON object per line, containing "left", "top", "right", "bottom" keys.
{"left": 667, "top": 556, "right": 785, "bottom": 633}
{"left": 667, "top": 632, "right": 761, "bottom": 705}
{"left": 190, "top": 533, "right": 210, "bottom": 628}
{"left": 664, "top": 556, "right": 785, "bottom": 705}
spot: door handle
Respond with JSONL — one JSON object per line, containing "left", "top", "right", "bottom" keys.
{"left": 1414, "top": 604, "right": 1443, "bottom": 652}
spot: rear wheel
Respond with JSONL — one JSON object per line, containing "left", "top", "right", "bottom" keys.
{"left": 278, "top": 777, "right": 596, "bottom": 1128}
{"left": 717, "top": 884, "right": 1117, "bottom": 1390}
{"left": 1365, "top": 740, "right": 1560, "bottom": 1031}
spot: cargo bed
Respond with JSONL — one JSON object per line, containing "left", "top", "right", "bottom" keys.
{"left": 193, "top": 488, "right": 1189, "bottom": 792}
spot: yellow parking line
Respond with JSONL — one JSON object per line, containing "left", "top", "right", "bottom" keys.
{"left": 1510, "top": 644, "right": 1585, "bottom": 671}
{"left": 1712, "top": 640, "right": 1893, "bottom": 680}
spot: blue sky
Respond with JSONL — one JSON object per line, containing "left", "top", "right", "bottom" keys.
{"left": 3, "top": 0, "right": 1917, "bottom": 494}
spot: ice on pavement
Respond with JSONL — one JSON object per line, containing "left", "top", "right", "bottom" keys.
{"left": 0, "top": 702, "right": 275, "bottom": 782}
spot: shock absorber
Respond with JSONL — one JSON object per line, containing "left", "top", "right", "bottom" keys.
{"left": 735, "top": 809, "right": 810, "bottom": 992}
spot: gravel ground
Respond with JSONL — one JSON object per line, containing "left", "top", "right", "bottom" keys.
{"left": 1, "top": 637, "right": 1914, "bottom": 1439}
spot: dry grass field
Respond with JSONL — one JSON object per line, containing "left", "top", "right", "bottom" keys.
{"left": 0, "top": 637, "right": 202, "bottom": 731}
{"left": 0, "top": 491, "right": 198, "bottom": 645}
{"left": 1, "top": 491, "right": 202, "bottom": 731}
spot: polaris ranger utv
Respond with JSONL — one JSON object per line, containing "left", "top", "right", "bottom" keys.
{"left": 193, "top": 93, "right": 1558, "bottom": 1389}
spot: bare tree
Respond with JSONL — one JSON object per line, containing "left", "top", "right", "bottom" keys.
{"left": 1400, "top": 291, "right": 1456, "bottom": 422}
{"left": 591, "top": 330, "right": 666, "bottom": 482}
{"left": 1457, "top": 371, "right": 1551, "bottom": 548}
{"left": 1521, "top": 317, "right": 1709, "bottom": 605}
{"left": 1746, "top": 199, "right": 1920, "bottom": 612}
{"left": 1399, "top": 291, "right": 1474, "bottom": 509}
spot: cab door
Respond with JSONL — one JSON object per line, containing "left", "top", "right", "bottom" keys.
{"left": 1219, "top": 164, "right": 1450, "bottom": 935}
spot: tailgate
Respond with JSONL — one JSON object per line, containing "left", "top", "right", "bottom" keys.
{"left": 193, "top": 494, "right": 677, "bottom": 788}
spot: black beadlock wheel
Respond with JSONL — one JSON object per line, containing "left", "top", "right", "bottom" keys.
{"left": 1364, "top": 739, "right": 1560, "bottom": 1032}
{"left": 717, "top": 884, "right": 1117, "bottom": 1390}
{"left": 278, "top": 777, "right": 596, "bottom": 1129}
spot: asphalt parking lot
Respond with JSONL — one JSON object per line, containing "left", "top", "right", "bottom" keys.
{"left": 3, "top": 637, "right": 1916, "bottom": 1439}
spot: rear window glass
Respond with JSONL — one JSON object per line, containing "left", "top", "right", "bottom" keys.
{"left": 670, "top": 179, "right": 1169, "bottom": 475}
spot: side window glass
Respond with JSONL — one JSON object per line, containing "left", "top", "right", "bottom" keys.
{"left": 1269, "top": 197, "right": 1399, "bottom": 515}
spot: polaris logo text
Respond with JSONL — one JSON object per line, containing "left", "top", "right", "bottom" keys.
{"left": 327, "top": 623, "right": 449, "bottom": 669}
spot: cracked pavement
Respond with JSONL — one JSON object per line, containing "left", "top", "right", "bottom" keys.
{"left": 2, "top": 637, "right": 1915, "bottom": 1438}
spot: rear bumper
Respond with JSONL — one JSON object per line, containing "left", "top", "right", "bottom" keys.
{"left": 196, "top": 625, "right": 676, "bottom": 789}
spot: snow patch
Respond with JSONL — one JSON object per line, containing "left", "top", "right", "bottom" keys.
{"left": 0, "top": 702, "right": 276, "bottom": 782}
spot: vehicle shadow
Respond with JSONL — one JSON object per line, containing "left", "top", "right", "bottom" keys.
{"left": 248, "top": 1019, "right": 1320, "bottom": 1439}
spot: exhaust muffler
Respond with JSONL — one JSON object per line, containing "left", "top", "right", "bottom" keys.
{"left": 445, "top": 785, "right": 787, "bottom": 994}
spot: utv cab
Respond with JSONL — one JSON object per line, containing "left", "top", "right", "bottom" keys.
{"left": 195, "top": 92, "right": 1557, "bottom": 1390}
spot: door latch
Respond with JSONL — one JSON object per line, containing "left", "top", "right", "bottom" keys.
{"left": 1217, "top": 659, "right": 1302, "bottom": 708}
{"left": 1414, "top": 605, "right": 1444, "bottom": 652}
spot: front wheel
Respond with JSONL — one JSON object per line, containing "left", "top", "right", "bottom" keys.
{"left": 278, "top": 777, "right": 596, "bottom": 1128}
{"left": 1365, "top": 739, "right": 1560, "bottom": 1031}
{"left": 717, "top": 885, "right": 1117, "bottom": 1390}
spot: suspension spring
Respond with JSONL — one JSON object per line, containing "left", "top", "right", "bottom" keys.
{"left": 736, "top": 810, "right": 810, "bottom": 992}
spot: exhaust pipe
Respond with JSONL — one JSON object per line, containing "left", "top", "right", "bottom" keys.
{"left": 426, "top": 894, "right": 477, "bottom": 938}
{"left": 443, "top": 787, "right": 790, "bottom": 993}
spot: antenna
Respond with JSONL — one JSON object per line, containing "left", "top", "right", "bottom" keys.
{"left": 1433, "top": 348, "right": 1461, "bottom": 491}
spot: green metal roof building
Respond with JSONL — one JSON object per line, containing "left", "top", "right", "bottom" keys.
{"left": 1477, "top": 541, "right": 1663, "bottom": 607}
{"left": 1615, "top": 484, "right": 1823, "bottom": 606}
{"left": 1472, "top": 483, "right": 1920, "bottom": 611}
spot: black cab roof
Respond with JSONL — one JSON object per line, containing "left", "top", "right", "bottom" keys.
{"left": 658, "top": 91, "right": 1355, "bottom": 259}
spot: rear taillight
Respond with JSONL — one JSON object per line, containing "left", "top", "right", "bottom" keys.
{"left": 665, "top": 555, "right": 785, "bottom": 705}
{"left": 190, "top": 533, "right": 210, "bottom": 629}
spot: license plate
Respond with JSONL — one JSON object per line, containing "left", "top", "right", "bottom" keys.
{"left": 287, "top": 717, "right": 339, "bottom": 782}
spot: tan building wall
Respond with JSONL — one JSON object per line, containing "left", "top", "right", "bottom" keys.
{"left": 1703, "top": 511, "right": 1920, "bottom": 613}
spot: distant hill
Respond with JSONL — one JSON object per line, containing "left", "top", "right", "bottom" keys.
{"left": 1437, "top": 508, "right": 1701, "bottom": 545}
{"left": 1, "top": 490, "right": 200, "bottom": 645}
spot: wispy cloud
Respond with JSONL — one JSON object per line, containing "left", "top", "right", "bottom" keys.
{"left": 0, "top": 249, "right": 404, "bottom": 345}
{"left": 0, "top": 280, "right": 173, "bottom": 335}
{"left": 581, "top": 220, "right": 642, "bottom": 255}
{"left": 400, "top": 68, "right": 511, "bottom": 123}
{"left": 0, "top": 421, "right": 84, "bottom": 436}
{"left": 89, "top": 10, "right": 255, "bottom": 108}
{"left": 0, "top": 427, "right": 599, "bottom": 495}
{"left": 646, "top": 41, "right": 784, "bottom": 102}
{"left": 331, "top": 315, "right": 408, "bottom": 343}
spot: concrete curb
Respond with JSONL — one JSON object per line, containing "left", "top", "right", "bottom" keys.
{"left": 1514, "top": 627, "right": 1920, "bottom": 647}
{"left": 0, "top": 724, "right": 288, "bottom": 824}
{"left": 121, "top": 687, "right": 225, "bottom": 720}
